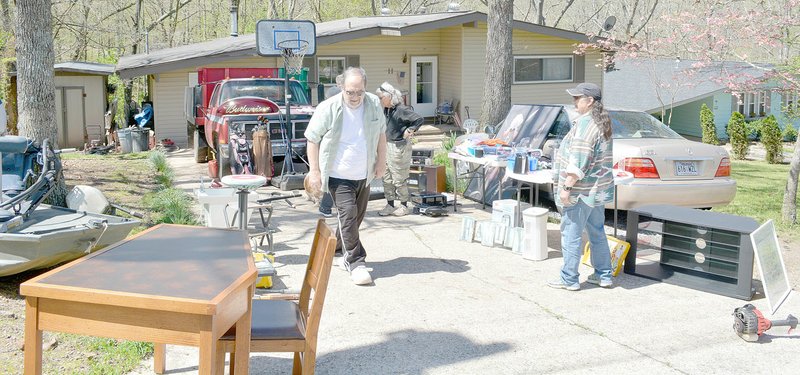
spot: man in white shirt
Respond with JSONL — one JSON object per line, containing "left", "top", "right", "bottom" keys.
{"left": 305, "top": 67, "right": 387, "bottom": 285}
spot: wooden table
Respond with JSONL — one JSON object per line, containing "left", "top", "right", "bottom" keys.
{"left": 20, "top": 224, "right": 257, "bottom": 375}
{"left": 448, "top": 152, "right": 508, "bottom": 212}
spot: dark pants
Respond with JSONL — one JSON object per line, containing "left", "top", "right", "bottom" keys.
{"left": 319, "top": 192, "right": 334, "bottom": 214}
{"left": 329, "top": 177, "right": 370, "bottom": 269}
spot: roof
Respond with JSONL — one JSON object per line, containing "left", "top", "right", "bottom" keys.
{"left": 8, "top": 61, "right": 115, "bottom": 76}
{"left": 54, "top": 61, "right": 115, "bottom": 75}
{"left": 604, "top": 58, "right": 771, "bottom": 113}
{"left": 116, "top": 11, "right": 594, "bottom": 79}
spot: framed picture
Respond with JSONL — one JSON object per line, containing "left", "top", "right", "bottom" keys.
{"left": 750, "top": 220, "right": 792, "bottom": 315}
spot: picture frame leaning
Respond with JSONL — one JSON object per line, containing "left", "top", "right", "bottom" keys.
{"left": 750, "top": 220, "right": 792, "bottom": 315}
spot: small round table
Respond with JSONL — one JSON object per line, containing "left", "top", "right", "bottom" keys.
{"left": 221, "top": 174, "right": 267, "bottom": 230}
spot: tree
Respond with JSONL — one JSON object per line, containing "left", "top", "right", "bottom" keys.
{"left": 700, "top": 103, "right": 718, "bottom": 145}
{"left": 761, "top": 115, "right": 783, "bottom": 164}
{"left": 16, "top": 0, "right": 67, "bottom": 205}
{"left": 479, "top": 0, "right": 513, "bottom": 131}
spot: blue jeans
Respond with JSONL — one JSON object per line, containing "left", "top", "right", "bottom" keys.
{"left": 559, "top": 201, "right": 612, "bottom": 286}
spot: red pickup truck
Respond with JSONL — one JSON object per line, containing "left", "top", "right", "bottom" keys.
{"left": 185, "top": 67, "right": 314, "bottom": 178}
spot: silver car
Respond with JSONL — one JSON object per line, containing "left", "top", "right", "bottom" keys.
{"left": 552, "top": 107, "right": 736, "bottom": 209}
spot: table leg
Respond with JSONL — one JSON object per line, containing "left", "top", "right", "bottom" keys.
{"left": 516, "top": 182, "right": 522, "bottom": 227}
{"left": 198, "top": 330, "right": 217, "bottom": 375}
{"left": 231, "top": 285, "right": 253, "bottom": 374}
{"left": 153, "top": 343, "right": 166, "bottom": 374}
{"left": 481, "top": 166, "right": 486, "bottom": 210}
{"left": 24, "top": 297, "right": 42, "bottom": 375}
{"left": 451, "top": 158, "right": 458, "bottom": 212}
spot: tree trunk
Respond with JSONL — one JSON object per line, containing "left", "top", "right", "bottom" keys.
{"left": 480, "top": 0, "right": 514, "bottom": 131}
{"left": 15, "top": 0, "right": 67, "bottom": 206}
{"left": 782, "top": 138, "right": 800, "bottom": 223}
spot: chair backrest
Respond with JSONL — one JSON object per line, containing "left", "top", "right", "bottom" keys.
{"left": 298, "top": 219, "right": 337, "bottom": 339}
{"left": 463, "top": 119, "right": 479, "bottom": 134}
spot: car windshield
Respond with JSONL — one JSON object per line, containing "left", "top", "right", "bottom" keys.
{"left": 608, "top": 110, "right": 684, "bottom": 139}
{"left": 218, "top": 79, "right": 310, "bottom": 106}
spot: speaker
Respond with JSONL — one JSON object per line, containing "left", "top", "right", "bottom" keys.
{"left": 408, "top": 165, "right": 446, "bottom": 193}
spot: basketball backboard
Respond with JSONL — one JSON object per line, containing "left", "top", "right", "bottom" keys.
{"left": 256, "top": 20, "right": 316, "bottom": 57}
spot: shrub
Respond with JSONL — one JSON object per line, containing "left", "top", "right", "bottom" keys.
{"left": 726, "top": 112, "right": 749, "bottom": 159}
{"left": 699, "top": 103, "right": 719, "bottom": 145}
{"left": 783, "top": 124, "right": 798, "bottom": 142}
{"left": 745, "top": 119, "right": 762, "bottom": 141}
{"left": 760, "top": 115, "right": 783, "bottom": 164}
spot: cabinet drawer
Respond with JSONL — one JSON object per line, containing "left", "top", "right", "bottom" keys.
{"left": 663, "top": 222, "right": 740, "bottom": 246}
{"left": 660, "top": 249, "right": 739, "bottom": 279}
{"left": 662, "top": 235, "right": 740, "bottom": 262}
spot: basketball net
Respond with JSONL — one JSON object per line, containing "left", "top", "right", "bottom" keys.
{"left": 278, "top": 39, "right": 308, "bottom": 75}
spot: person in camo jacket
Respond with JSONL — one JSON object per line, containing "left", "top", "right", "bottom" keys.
{"left": 375, "top": 82, "right": 424, "bottom": 217}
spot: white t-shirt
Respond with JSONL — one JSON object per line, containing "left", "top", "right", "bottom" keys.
{"left": 330, "top": 104, "right": 368, "bottom": 180}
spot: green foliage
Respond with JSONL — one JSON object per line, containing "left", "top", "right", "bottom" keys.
{"left": 699, "top": 103, "right": 719, "bottom": 145}
{"left": 726, "top": 112, "right": 749, "bottom": 159}
{"left": 714, "top": 160, "right": 800, "bottom": 238}
{"left": 143, "top": 188, "right": 199, "bottom": 225}
{"left": 745, "top": 119, "right": 762, "bottom": 141}
{"left": 783, "top": 124, "right": 798, "bottom": 142}
{"left": 149, "top": 150, "right": 174, "bottom": 187}
{"left": 760, "top": 115, "right": 783, "bottom": 164}
{"left": 433, "top": 132, "right": 465, "bottom": 193}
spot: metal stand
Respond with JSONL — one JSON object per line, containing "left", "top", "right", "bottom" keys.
{"left": 235, "top": 188, "right": 249, "bottom": 231}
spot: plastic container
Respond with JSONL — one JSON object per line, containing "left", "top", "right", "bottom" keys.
{"left": 131, "top": 128, "right": 150, "bottom": 152}
{"left": 522, "top": 207, "right": 549, "bottom": 261}
{"left": 117, "top": 128, "right": 133, "bottom": 154}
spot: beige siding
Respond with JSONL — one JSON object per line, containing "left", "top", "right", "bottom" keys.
{"left": 316, "top": 30, "right": 442, "bottom": 101}
{"left": 54, "top": 75, "right": 106, "bottom": 143}
{"left": 460, "top": 22, "right": 604, "bottom": 121}
{"left": 439, "top": 26, "right": 462, "bottom": 116}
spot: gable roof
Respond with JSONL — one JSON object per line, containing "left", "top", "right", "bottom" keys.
{"left": 9, "top": 61, "right": 115, "bottom": 76}
{"left": 116, "top": 11, "right": 593, "bottom": 79}
{"left": 604, "top": 58, "right": 771, "bottom": 113}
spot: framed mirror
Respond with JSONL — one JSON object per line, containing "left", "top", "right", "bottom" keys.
{"left": 750, "top": 220, "right": 792, "bottom": 314}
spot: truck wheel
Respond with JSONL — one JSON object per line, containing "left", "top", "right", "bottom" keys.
{"left": 216, "top": 141, "right": 232, "bottom": 178}
{"left": 193, "top": 127, "right": 209, "bottom": 163}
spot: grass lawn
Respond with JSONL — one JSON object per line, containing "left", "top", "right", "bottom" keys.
{"left": 713, "top": 159, "right": 800, "bottom": 239}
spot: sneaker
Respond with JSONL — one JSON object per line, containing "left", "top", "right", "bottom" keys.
{"left": 350, "top": 265, "right": 373, "bottom": 285}
{"left": 336, "top": 256, "right": 348, "bottom": 271}
{"left": 587, "top": 274, "right": 613, "bottom": 288}
{"left": 319, "top": 210, "right": 334, "bottom": 218}
{"left": 378, "top": 204, "right": 396, "bottom": 216}
{"left": 547, "top": 279, "right": 580, "bottom": 291}
{"left": 392, "top": 205, "right": 410, "bottom": 217}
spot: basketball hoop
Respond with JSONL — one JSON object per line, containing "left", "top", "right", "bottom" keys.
{"left": 277, "top": 39, "right": 309, "bottom": 75}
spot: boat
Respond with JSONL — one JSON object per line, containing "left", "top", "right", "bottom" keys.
{"left": 0, "top": 135, "right": 139, "bottom": 276}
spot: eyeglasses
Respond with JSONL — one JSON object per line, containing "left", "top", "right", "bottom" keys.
{"left": 345, "top": 90, "right": 365, "bottom": 97}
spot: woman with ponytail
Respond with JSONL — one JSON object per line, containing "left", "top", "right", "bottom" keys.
{"left": 547, "top": 83, "right": 615, "bottom": 291}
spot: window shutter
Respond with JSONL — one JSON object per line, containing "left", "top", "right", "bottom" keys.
{"left": 573, "top": 55, "right": 585, "bottom": 83}
{"left": 345, "top": 55, "right": 360, "bottom": 69}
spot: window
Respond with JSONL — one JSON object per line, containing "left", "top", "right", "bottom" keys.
{"left": 317, "top": 57, "right": 345, "bottom": 87}
{"left": 513, "top": 56, "right": 573, "bottom": 84}
{"left": 736, "top": 92, "right": 768, "bottom": 118}
{"left": 782, "top": 91, "right": 799, "bottom": 111}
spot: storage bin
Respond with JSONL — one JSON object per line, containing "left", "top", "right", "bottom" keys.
{"left": 117, "top": 128, "right": 132, "bottom": 154}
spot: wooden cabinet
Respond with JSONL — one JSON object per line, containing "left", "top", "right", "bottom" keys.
{"left": 408, "top": 165, "right": 446, "bottom": 193}
{"left": 624, "top": 205, "right": 759, "bottom": 300}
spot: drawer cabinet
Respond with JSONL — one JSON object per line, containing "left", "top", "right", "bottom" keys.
{"left": 624, "top": 205, "right": 759, "bottom": 300}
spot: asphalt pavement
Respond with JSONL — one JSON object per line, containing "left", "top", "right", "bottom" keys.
{"left": 127, "top": 149, "right": 800, "bottom": 374}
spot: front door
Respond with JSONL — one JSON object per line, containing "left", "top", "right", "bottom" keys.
{"left": 411, "top": 56, "right": 437, "bottom": 117}
{"left": 55, "top": 87, "right": 86, "bottom": 148}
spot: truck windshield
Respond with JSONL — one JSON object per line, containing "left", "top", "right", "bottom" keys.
{"left": 219, "top": 79, "right": 310, "bottom": 106}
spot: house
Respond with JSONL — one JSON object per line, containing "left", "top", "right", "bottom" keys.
{"left": 7, "top": 62, "right": 114, "bottom": 148}
{"left": 604, "top": 58, "right": 800, "bottom": 139}
{"left": 115, "top": 11, "right": 606, "bottom": 148}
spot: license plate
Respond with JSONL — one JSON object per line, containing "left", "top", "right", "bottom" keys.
{"left": 675, "top": 161, "right": 698, "bottom": 176}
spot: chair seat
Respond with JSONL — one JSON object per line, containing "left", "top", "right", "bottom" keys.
{"left": 221, "top": 300, "right": 305, "bottom": 341}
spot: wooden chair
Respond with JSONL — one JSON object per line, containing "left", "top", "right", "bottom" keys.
{"left": 223, "top": 218, "right": 337, "bottom": 374}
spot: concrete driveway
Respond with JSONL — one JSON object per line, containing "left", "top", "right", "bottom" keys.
{"left": 128, "top": 149, "right": 800, "bottom": 374}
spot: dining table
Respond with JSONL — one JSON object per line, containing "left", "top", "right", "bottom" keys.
{"left": 20, "top": 224, "right": 257, "bottom": 375}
